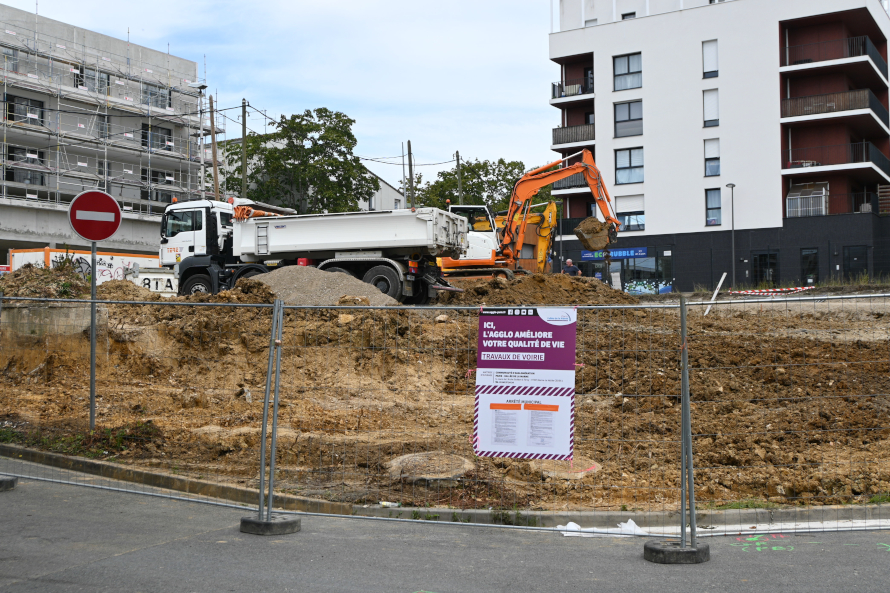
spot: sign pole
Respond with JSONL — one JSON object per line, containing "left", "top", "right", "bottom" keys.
{"left": 66, "top": 190, "right": 122, "bottom": 433}
{"left": 89, "top": 240, "right": 97, "bottom": 431}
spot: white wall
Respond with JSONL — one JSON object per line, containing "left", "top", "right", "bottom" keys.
{"left": 551, "top": 0, "right": 890, "bottom": 237}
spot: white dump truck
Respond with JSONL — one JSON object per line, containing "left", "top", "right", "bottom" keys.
{"left": 130, "top": 198, "right": 468, "bottom": 304}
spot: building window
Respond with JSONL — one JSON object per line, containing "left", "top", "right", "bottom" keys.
{"left": 394, "top": 198, "right": 401, "bottom": 209}
{"left": 142, "top": 83, "right": 172, "bottom": 109}
{"left": 617, "top": 211, "right": 645, "bottom": 231}
{"left": 2, "top": 47, "right": 18, "bottom": 73}
{"left": 704, "top": 138, "right": 720, "bottom": 176}
{"left": 801, "top": 248, "right": 819, "bottom": 285}
{"left": 613, "top": 53, "right": 642, "bottom": 91}
{"left": 585, "top": 18, "right": 598, "bottom": 27}
{"left": 706, "top": 188, "right": 722, "bottom": 225}
{"left": 615, "top": 100, "right": 643, "bottom": 138}
{"left": 75, "top": 67, "right": 110, "bottom": 94}
{"left": 616, "top": 148, "right": 644, "bottom": 185}
{"left": 6, "top": 95, "right": 44, "bottom": 125}
{"left": 703, "top": 40, "right": 718, "bottom": 78}
{"left": 585, "top": 111, "right": 595, "bottom": 125}
{"left": 141, "top": 168, "right": 174, "bottom": 202}
{"left": 142, "top": 124, "right": 173, "bottom": 151}
{"left": 703, "top": 89, "right": 719, "bottom": 127}
{"left": 5, "top": 146, "right": 45, "bottom": 186}
{"left": 622, "top": 12, "right": 636, "bottom": 20}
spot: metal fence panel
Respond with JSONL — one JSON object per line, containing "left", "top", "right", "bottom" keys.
{"left": 0, "top": 296, "right": 275, "bottom": 510}
{"left": 686, "top": 295, "right": 890, "bottom": 533}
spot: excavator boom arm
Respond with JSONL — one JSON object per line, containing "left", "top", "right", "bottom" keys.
{"left": 499, "top": 149, "right": 619, "bottom": 264}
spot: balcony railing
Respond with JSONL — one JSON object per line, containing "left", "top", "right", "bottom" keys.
{"left": 551, "top": 77, "right": 594, "bottom": 100}
{"left": 553, "top": 173, "right": 586, "bottom": 190}
{"left": 781, "top": 89, "right": 890, "bottom": 126}
{"left": 786, "top": 192, "right": 878, "bottom": 217}
{"left": 782, "top": 36, "right": 888, "bottom": 78}
{"left": 783, "top": 141, "right": 890, "bottom": 179}
{"left": 552, "top": 124, "right": 596, "bottom": 145}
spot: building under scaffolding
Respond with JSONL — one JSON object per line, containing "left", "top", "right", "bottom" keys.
{"left": 0, "top": 4, "right": 222, "bottom": 255}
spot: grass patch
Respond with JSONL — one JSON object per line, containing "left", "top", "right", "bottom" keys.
{"left": 0, "top": 422, "right": 161, "bottom": 459}
{"left": 490, "top": 510, "right": 538, "bottom": 527}
{"left": 868, "top": 494, "right": 890, "bottom": 504}
{"left": 706, "top": 499, "right": 780, "bottom": 510}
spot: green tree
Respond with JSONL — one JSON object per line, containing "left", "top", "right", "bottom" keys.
{"left": 221, "top": 108, "right": 379, "bottom": 214}
{"left": 406, "top": 158, "right": 556, "bottom": 213}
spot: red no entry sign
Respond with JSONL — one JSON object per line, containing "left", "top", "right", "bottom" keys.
{"left": 68, "top": 190, "right": 122, "bottom": 242}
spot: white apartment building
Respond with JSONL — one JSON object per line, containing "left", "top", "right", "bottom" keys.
{"left": 550, "top": 0, "right": 890, "bottom": 291}
{"left": 0, "top": 4, "right": 214, "bottom": 257}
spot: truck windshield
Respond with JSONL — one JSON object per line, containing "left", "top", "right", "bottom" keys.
{"left": 164, "top": 210, "right": 202, "bottom": 237}
{"left": 453, "top": 208, "right": 492, "bottom": 232}
{"left": 219, "top": 212, "right": 233, "bottom": 228}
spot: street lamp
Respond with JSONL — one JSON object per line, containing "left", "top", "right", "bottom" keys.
{"left": 726, "top": 183, "right": 736, "bottom": 288}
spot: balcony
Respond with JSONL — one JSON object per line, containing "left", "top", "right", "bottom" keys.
{"left": 552, "top": 124, "right": 595, "bottom": 147}
{"left": 551, "top": 77, "right": 594, "bottom": 104}
{"left": 781, "top": 89, "right": 889, "bottom": 127}
{"left": 552, "top": 173, "right": 586, "bottom": 191}
{"left": 781, "top": 36, "right": 888, "bottom": 83}
{"left": 783, "top": 142, "right": 890, "bottom": 182}
{"left": 786, "top": 192, "right": 878, "bottom": 217}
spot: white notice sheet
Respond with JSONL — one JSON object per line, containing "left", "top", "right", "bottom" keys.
{"left": 527, "top": 410, "right": 555, "bottom": 448}
{"left": 492, "top": 409, "right": 518, "bottom": 445}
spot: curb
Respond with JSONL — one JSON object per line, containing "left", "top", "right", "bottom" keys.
{"left": 0, "top": 444, "right": 351, "bottom": 515}
{"left": 2, "top": 444, "right": 888, "bottom": 529}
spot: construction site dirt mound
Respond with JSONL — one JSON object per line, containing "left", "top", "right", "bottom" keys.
{"left": 254, "top": 266, "right": 398, "bottom": 306}
{"left": 97, "top": 280, "right": 160, "bottom": 302}
{"left": 439, "top": 274, "right": 639, "bottom": 306}
{"left": 0, "top": 263, "right": 90, "bottom": 299}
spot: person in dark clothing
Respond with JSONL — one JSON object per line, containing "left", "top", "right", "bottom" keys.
{"left": 562, "top": 259, "right": 581, "bottom": 276}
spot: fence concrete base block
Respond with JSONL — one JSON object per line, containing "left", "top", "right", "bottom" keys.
{"left": 240, "top": 514, "right": 301, "bottom": 536}
{"left": 643, "top": 540, "right": 710, "bottom": 564}
{"left": 0, "top": 476, "right": 17, "bottom": 492}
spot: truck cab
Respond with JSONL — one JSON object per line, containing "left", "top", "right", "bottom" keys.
{"left": 160, "top": 200, "right": 233, "bottom": 267}
{"left": 447, "top": 204, "right": 499, "bottom": 261}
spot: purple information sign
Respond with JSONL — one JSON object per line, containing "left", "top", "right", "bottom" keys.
{"left": 474, "top": 307, "right": 577, "bottom": 460}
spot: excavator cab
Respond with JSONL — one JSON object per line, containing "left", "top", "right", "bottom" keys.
{"left": 447, "top": 204, "right": 500, "bottom": 262}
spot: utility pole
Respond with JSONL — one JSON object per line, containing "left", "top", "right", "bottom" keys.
{"left": 407, "top": 140, "right": 416, "bottom": 209}
{"left": 209, "top": 95, "right": 220, "bottom": 200}
{"left": 455, "top": 150, "right": 463, "bottom": 205}
{"left": 241, "top": 98, "right": 248, "bottom": 198}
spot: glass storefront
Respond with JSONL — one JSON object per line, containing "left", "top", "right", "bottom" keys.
{"left": 585, "top": 251, "right": 674, "bottom": 294}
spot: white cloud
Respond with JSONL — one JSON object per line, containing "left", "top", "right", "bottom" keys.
{"left": 4, "top": 0, "right": 562, "bottom": 186}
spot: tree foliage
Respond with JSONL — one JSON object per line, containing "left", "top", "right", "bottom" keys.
{"left": 400, "top": 158, "right": 555, "bottom": 214}
{"left": 219, "top": 108, "right": 379, "bottom": 213}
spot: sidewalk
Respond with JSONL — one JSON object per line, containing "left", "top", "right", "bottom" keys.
{"left": 1, "top": 474, "right": 889, "bottom": 592}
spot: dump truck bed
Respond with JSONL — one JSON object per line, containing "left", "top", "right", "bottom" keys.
{"left": 233, "top": 208, "right": 467, "bottom": 262}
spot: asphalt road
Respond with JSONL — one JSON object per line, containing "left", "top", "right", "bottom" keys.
{"left": 1, "top": 477, "right": 889, "bottom": 592}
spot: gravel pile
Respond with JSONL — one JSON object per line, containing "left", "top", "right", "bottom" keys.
{"left": 253, "top": 265, "right": 399, "bottom": 306}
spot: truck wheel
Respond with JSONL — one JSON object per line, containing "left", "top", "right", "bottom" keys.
{"left": 325, "top": 267, "right": 354, "bottom": 277}
{"left": 181, "top": 274, "right": 212, "bottom": 295}
{"left": 362, "top": 265, "right": 401, "bottom": 299}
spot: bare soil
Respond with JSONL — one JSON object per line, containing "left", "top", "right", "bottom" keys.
{"left": 438, "top": 274, "right": 638, "bottom": 306}
{"left": 1, "top": 270, "right": 888, "bottom": 513}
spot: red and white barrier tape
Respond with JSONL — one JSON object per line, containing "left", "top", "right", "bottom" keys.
{"left": 729, "top": 286, "right": 816, "bottom": 296}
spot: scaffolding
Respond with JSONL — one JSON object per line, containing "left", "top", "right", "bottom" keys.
{"left": 0, "top": 18, "right": 226, "bottom": 217}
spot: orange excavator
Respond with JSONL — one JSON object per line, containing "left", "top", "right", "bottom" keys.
{"left": 439, "top": 149, "right": 620, "bottom": 278}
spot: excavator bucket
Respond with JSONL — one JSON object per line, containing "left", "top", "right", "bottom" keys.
{"left": 573, "top": 217, "right": 615, "bottom": 252}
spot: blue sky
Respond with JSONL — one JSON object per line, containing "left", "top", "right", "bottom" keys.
{"left": 7, "top": 0, "right": 560, "bottom": 187}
